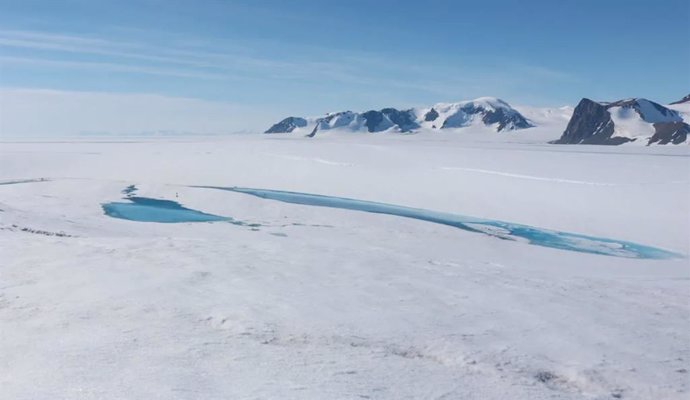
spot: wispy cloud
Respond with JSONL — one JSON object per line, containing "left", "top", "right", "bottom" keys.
{"left": 0, "top": 26, "right": 582, "bottom": 135}
{"left": 0, "top": 55, "right": 229, "bottom": 80}
{"left": 0, "top": 29, "right": 376, "bottom": 86}
{"left": 0, "top": 28, "right": 576, "bottom": 101}
{"left": 0, "top": 30, "right": 249, "bottom": 69}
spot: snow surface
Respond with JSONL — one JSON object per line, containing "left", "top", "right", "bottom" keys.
{"left": 634, "top": 99, "right": 682, "bottom": 123}
{"left": 514, "top": 105, "right": 573, "bottom": 126}
{"left": 668, "top": 102, "right": 690, "bottom": 124}
{"left": 608, "top": 105, "right": 656, "bottom": 140}
{"left": 1, "top": 132, "right": 689, "bottom": 399}
{"left": 606, "top": 99, "right": 685, "bottom": 144}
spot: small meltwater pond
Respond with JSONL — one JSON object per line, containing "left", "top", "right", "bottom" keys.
{"left": 102, "top": 197, "right": 229, "bottom": 223}
{"left": 194, "top": 186, "right": 683, "bottom": 260}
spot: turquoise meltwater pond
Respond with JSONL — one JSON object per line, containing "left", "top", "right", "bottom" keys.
{"left": 102, "top": 197, "right": 229, "bottom": 223}
{"left": 197, "top": 186, "right": 682, "bottom": 260}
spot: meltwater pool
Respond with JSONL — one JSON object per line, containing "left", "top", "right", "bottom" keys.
{"left": 196, "top": 186, "right": 682, "bottom": 260}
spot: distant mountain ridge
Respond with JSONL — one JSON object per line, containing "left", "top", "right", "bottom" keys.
{"left": 264, "top": 117, "right": 307, "bottom": 133}
{"left": 265, "top": 95, "right": 689, "bottom": 145}
{"left": 265, "top": 97, "right": 534, "bottom": 135}
{"left": 670, "top": 94, "right": 690, "bottom": 105}
{"left": 552, "top": 97, "right": 688, "bottom": 145}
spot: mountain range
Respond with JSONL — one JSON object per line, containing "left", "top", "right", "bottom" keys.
{"left": 265, "top": 95, "right": 690, "bottom": 145}
{"left": 266, "top": 97, "right": 533, "bottom": 136}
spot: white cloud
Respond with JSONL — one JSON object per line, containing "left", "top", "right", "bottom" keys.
{"left": 0, "top": 56, "right": 229, "bottom": 80}
{"left": 0, "top": 88, "right": 273, "bottom": 136}
{"left": 0, "top": 29, "right": 576, "bottom": 101}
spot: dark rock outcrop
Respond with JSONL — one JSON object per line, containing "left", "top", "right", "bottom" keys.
{"left": 553, "top": 97, "right": 686, "bottom": 145}
{"left": 361, "top": 110, "right": 384, "bottom": 132}
{"left": 360, "top": 109, "right": 418, "bottom": 132}
{"left": 551, "top": 98, "right": 622, "bottom": 145}
{"left": 264, "top": 117, "right": 307, "bottom": 133}
{"left": 481, "top": 106, "right": 533, "bottom": 131}
{"left": 648, "top": 122, "right": 690, "bottom": 145}
{"left": 381, "top": 108, "right": 419, "bottom": 132}
{"left": 424, "top": 108, "right": 439, "bottom": 121}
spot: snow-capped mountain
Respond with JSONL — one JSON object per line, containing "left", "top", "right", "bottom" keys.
{"left": 415, "top": 98, "right": 533, "bottom": 131}
{"left": 552, "top": 98, "right": 688, "bottom": 145}
{"left": 264, "top": 97, "right": 534, "bottom": 135}
{"left": 264, "top": 117, "right": 307, "bottom": 133}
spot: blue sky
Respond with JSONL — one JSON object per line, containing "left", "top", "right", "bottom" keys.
{"left": 0, "top": 0, "right": 688, "bottom": 134}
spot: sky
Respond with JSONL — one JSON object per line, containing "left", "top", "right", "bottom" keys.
{"left": 0, "top": 0, "right": 688, "bottom": 135}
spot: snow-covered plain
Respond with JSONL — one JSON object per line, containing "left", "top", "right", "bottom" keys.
{"left": 1, "top": 128, "right": 689, "bottom": 399}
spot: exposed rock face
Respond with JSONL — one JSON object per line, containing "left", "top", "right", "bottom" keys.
{"left": 552, "top": 98, "right": 619, "bottom": 144}
{"left": 481, "top": 106, "right": 533, "bottom": 131}
{"left": 424, "top": 108, "right": 439, "bottom": 121}
{"left": 354, "top": 109, "right": 419, "bottom": 132}
{"left": 264, "top": 117, "right": 307, "bottom": 133}
{"left": 670, "top": 94, "right": 690, "bottom": 105}
{"left": 361, "top": 110, "right": 386, "bottom": 132}
{"left": 380, "top": 108, "right": 419, "bottom": 132}
{"left": 552, "top": 97, "right": 687, "bottom": 145}
{"left": 648, "top": 122, "right": 689, "bottom": 145}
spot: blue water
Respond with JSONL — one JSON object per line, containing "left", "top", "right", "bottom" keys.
{"left": 197, "top": 186, "right": 682, "bottom": 260}
{"left": 102, "top": 196, "right": 229, "bottom": 223}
